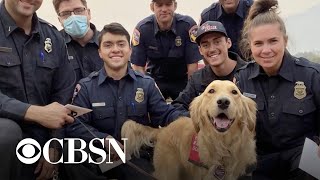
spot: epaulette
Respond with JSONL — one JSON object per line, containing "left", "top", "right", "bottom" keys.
{"left": 201, "top": 3, "right": 217, "bottom": 16}
{"left": 79, "top": 71, "right": 99, "bottom": 83}
{"left": 133, "top": 70, "right": 152, "bottom": 80}
{"left": 38, "top": 18, "right": 57, "bottom": 30}
{"left": 136, "top": 15, "right": 153, "bottom": 29}
{"left": 175, "top": 14, "right": 195, "bottom": 26}
{"left": 294, "top": 57, "right": 320, "bottom": 73}
{"left": 238, "top": 60, "right": 255, "bottom": 70}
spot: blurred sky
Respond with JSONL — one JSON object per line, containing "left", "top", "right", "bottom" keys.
{"left": 38, "top": 0, "right": 320, "bottom": 32}
{"left": 37, "top": 0, "right": 320, "bottom": 53}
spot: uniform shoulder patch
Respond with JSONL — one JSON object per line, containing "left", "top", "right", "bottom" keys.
{"left": 72, "top": 84, "right": 82, "bottom": 102}
{"left": 132, "top": 28, "right": 140, "bottom": 46}
{"left": 189, "top": 25, "right": 198, "bottom": 43}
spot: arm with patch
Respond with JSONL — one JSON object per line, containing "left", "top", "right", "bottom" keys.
{"left": 131, "top": 27, "right": 147, "bottom": 74}
{"left": 147, "top": 81, "right": 182, "bottom": 127}
{"left": 172, "top": 75, "right": 198, "bottom": 117}
{"left": 185, "top": 22, "right": 201, "bottom": 78}
{"left": 66, "top": 83, "right": 108, "bottom": 142}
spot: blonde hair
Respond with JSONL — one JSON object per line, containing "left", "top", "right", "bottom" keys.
{"left": 240, "top": 0, "right": 287, "bottom": 60}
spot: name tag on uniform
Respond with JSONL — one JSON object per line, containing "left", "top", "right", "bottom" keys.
{"left": 243, "top": 92, "right": 256, "bottom": 99}
{"left": 0, "top": 47, "right": 12, "bottom": 53}
{"left": 148, "top": 46, "right": 158, "bottom": 50}
{"left": 92, "top": 102, "right": 106, "bottom": 107}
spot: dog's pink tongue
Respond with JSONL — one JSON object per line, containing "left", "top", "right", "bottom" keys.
{"left": 214, "top": 117, "right": 230, "bottom": 129}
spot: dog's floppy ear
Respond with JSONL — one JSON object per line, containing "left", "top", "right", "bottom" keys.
{"left": 189, "top": 94, "right": 203, "bottom": 133}
{"left": 241, "top": 96, "right": 257, "bottom": 132}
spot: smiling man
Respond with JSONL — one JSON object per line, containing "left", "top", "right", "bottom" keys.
{"left": 0, "top": 0, "right": 75, "bottom": 179}
{"left": 172, "top": 21, "right": 247, "bottom": 117}
{"left": 65, "top": 22, "right": 183, "bottom": 180}
{"left": 200, "top": 0, "right": 253, "bottom": 57}
{"left": 130, "top": 0, "right": 202, "bottom": 100}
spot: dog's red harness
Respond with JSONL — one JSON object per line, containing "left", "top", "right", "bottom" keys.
{"left": 188, "top": 134, "right": 226, "bottom": 180}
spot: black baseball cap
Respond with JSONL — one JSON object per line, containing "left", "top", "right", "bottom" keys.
{"left": 196, "top": 21, "right": 229, "bottom": 45}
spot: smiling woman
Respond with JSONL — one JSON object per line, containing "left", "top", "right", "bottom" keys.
{"left": 235, "top": 0, "right": 320, "bottom": 179}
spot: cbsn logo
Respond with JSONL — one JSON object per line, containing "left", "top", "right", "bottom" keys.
{"left": 16, "top": 138, "right": 128, "bottom": 164}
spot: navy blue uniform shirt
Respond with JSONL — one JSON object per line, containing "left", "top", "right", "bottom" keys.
{"left": 0, "top": 2, "right": 75, "bottom": 145}
{"left": 61, "top": 23, "right": 103, "bottom": 82}
{"left": 235, "top": 52, "right": 320, "bottom": 155}
{"left": 131, "top": 14, "right": 202, "bottom": 81}
{"left": 68, "top": 68, "right": 182, "bottom": 141}
{"left": 200, "top": 0, "right": 252, "bottom": 56}
{"left": 173, "top": 52, "right": 247, "bottom": 116}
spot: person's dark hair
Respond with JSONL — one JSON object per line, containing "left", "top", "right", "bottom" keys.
{"left": 239, "top": 0, "right": 287, "bottom": 59}
{"left": 98, "top": 23, "right": 131, "bottom": 47}
{"left": 52, "top": 0, "right": 88, "bottom": 14}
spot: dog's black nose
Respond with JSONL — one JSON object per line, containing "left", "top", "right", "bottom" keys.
{"left": 217, "top": 98, "right": 230, "bottom": 110}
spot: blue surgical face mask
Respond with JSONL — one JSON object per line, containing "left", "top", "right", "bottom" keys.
{"left": 63, "top": 15, "right": 89, "bottom": 38}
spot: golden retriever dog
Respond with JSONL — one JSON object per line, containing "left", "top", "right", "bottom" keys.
{"left": 121, "top": 80, "right": 257, "bottom": 180}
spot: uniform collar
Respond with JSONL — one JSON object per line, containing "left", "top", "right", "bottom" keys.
{"left": 201, "top": 51, "right": 245, "bottom": 86}
{"left": 63, "top": 23, "right": 99, "bottom": 45}
{"left": 98, "top": 65, "right": 137, "bottom": 85}
{"left": 248, "top": 51, "right": 294, "bottom": 82}
{"left": 153, "top": 14, "right": 177, "bottom": 36}
{"left": 217, "top": 0, "right": 246, "bottom": 19}
{"left": 0, "top": 2, "right": 40, "bottom": 37}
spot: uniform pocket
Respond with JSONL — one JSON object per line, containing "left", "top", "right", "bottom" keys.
{"left": 281, "top": 96, "right": 316, "bottom": 139}
{"left": 0, "top": 53, "right": 22, "bottom": 88}
{"left": 283, "top": 96, "right": 316, "bottom": 116}
{"left": 92, "top": 107, "right": 115, "bottom": 131}
{"left": 127, "top": 103, "right": 147, "bottom": 117}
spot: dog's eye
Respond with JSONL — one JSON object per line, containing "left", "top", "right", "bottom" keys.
{"left": 232, "top": 90, "right": 238, "bottom": 95}
{"left": 208, "top": 89, "right": 215, "bottom": 94}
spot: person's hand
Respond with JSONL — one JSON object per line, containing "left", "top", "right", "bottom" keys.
{"left": 105, "top": 135, "right": 124, "bottom": 161}
{"left": 25, "top": 102, "right": 74, "bottom": 129}
{"left": 34, "top": 148, "right": 59, "bottom": 180}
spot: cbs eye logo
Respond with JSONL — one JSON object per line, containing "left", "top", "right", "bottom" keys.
{"left": 16, "top": 138, "right": 41, "bottom": 164}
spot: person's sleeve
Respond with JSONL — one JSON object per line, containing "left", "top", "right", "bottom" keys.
{"left": 130, "top": 27, "right": 147, "bottom": 67}
{"left": 185, "top": 20, "right": 202, "bottom": 64}
{"left": 66, "top": 83, "right": 108, "bottom": 142}
{"left": 312, "top": 70, "right": 320, "bottom": 136}
{"left": 51, "top": 43, "right": 76, "bottom": 104}
{"left": 172, "top": 76, "right": 198, "bottom": 117}
{"left": 199, "top": 8, "right": 209, "bottom": 26}
{"left": 147, "top": 80, "right": 182, "bottom": 127}
{"left": 0, "top": 90, "right": 30, "bottom": 121}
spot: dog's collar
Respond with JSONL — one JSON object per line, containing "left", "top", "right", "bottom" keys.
{"left": 188, "top": 134, "right": 226, "bottom": 179}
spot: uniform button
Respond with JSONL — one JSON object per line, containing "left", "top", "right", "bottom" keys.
{"left": 119, "top": 112, "right": 123, "bottom": 115}
{"left": 270, "top": 95, "right": 275, "bottom": 99}
{"left": 6, "top": 62, "right": 11, "bottom": 65}
{"left": 299, "top": 110, "right": 304, "bottom": 114}
{"left": 99, "top": 115, "right": 102, "bottom": 118}
{"left": 270, "top": 112, "right": 275, "bottom": 117}
{"left": 119, "top": 97, "right": 122, "bottom": 101}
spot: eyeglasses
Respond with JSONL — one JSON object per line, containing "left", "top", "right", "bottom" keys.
{"left": 58, "top": 7, "right": 87, "bottom": 18}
